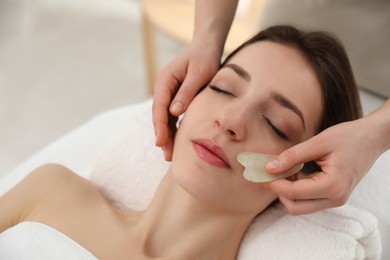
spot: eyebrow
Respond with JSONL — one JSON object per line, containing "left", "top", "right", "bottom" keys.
{"left": 271, "top": 91, "right": 306, "bottom": 131}
{"left": 224, "top": 63, "right": 251, "bottom": 82}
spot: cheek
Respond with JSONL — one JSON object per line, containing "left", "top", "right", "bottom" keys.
{"left": 176, "top": 92, "right": 213, "bottom": 133}
{"left": 172, "top": 95, "right": 206, "bottom": 144}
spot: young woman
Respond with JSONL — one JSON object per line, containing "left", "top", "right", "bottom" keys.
{"left": 0, "top": 26, "right": 361, "bottom": 259}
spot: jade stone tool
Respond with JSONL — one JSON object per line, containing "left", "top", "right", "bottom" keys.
{"left": 237, "top": 152, "right": 304, "bottom": 183}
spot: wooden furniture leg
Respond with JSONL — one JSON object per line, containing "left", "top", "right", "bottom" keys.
{"left": 142, "top": 9, "right": 157, "bottom": 95}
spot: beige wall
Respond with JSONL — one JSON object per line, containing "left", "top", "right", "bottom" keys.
{"left": 259, "top": 0, "right": 390, "bottom": 97}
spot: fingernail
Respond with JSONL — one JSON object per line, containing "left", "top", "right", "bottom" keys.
{"left": 170, "top": 102, "right": 183, "bottom": 114}
{"left": 266, "top": 159, "right": 280, "bottom": 170}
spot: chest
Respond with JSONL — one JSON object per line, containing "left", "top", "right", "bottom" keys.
{"left": 26, "top": 195, "right": 140, "bottom": 259}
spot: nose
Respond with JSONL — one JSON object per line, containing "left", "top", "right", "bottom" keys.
{"left": 214, "top": 104, "right": 249, "bottom": 141}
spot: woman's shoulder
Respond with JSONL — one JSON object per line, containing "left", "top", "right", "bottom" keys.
{"left": 25, "top": 163, "right": 98, "bottom": 204}
{"left": 17, "top": 164, "right": 88, "bottom": 195}
{"left": 0, "top": 164, "right": 98, "bottom": 231}
{"left": 28, "top": 164, "right": 89, "bottom": 187}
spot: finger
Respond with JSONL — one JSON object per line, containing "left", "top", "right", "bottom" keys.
{"left": 163, "top": 139, "right": 174, "bottom": 161}
{"left": 264, "top": 173, "right": 332, "bottom": 201}
{"left": 152, "top": 71, "right": 180, "bottom": 147}
{"left": 279, "top": 196, "right": 335, "bottom": 215}
{"left": 265, "top": 134, "right": 329, "bottom": 174}
{"left": 152, "top": 101, "right": 169, "bottom": 148}
{"left": 170, "top": 68, "right": 214, "bottom": 116}
{"left": 163, "top": 113, "right": 178, "bottom": 161}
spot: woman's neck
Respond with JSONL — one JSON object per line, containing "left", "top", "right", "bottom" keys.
{"left": 130, "top": 168, "right": 256, "bottom": 259}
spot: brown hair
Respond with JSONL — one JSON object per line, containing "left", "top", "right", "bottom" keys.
{"left": 222, "top": 25, "right": 362, "bottom": 133}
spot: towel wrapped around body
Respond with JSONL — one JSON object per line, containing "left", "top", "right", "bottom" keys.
{"left": 0, "top": 222, "right": 97, "bottom": 260}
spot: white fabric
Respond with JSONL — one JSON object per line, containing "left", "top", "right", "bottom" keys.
{"left": 0, "top": 92, "right": 387, "bottom": 259}
{"left": 348, "top": 151, "right": 390, "bottom": 251}
{"left": 0, "top": 222, "right": 97, "bottom": 260}
{"left": 238, "top": 203, "right": 380, "bottom": 260}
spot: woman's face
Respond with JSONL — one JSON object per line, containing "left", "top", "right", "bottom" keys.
{"left": 171, "top": 41, "right": 323, "bottom": 214}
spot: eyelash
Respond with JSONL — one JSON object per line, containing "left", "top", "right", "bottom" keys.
{"left": 263, "top": 116, "right": 289, "bottom": 141}
{"left": 209, "top": 85, "right": 235, "bottom": 97}
{"left": 210, "top": 85, "right": 289, "bottom": 141}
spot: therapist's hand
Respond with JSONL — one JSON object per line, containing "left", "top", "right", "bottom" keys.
{"left": 263, "top": 117, "right": 386, "bottom": 215}
{"left": 153, "top": 41, "right": 221, "bottom": 160}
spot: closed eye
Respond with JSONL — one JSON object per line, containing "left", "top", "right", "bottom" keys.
{"left": 263, "top": 116, "right": 289, "bottom": 141}
{"left": 209, "top": 85, "right": 235, "bottom": 97}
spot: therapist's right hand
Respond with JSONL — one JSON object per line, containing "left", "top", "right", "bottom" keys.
{"left": 153, "top": 40, "right": 221, "bottom": 161}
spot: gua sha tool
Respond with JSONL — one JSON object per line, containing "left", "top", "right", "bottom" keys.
{"left": 237, "top": 152, "right": 304, "bottom": 183}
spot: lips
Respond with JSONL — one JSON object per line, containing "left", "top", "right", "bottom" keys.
{"left": 192, "top": 138, "right": 231, "bottom": 168}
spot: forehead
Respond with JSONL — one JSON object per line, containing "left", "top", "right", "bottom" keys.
{"left": 227, "top": 41, "right": 323, "bottom": 136}
{"left": 228, "top": 41, "right": 315, "bottom": 78}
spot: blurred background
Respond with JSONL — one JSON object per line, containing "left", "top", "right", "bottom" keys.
{"left": 1, "top": 0, "right": 388, "bottom": 179}
{"left": 0, "top": 0, "right": 185, "bottom": 177}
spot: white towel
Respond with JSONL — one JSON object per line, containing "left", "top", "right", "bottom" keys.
{"left": 238, "top": 203, "right": 381, "bottom": 260}
{"left": 90, "top": 101, "right": 382, "bottom": 260}
{"left": 0, "top": 222, "right": 97, "bottom": 260}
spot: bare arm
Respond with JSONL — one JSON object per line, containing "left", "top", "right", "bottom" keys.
{"left": 153, "top": 0, "right": 238, "bottom": 160}
{"left": 192, "top": 0, "right": 238, "bottom": 59}
{"left": 264, "top": 98, "right": 390, "bottom": 215}
{"left": 367, "top": 98, "right": 390, "bottom": 152}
